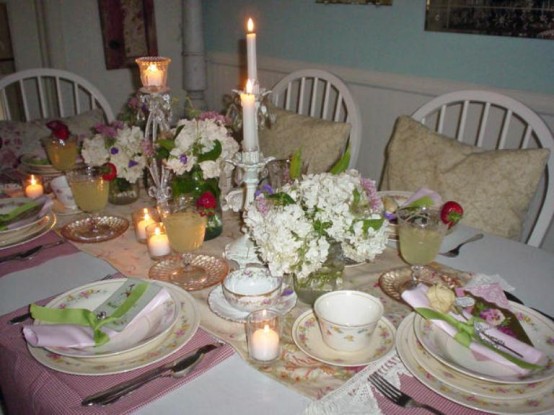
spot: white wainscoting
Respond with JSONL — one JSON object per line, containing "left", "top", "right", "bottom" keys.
{"left": 205, "top": 51, "right": 554, "bottom": 253}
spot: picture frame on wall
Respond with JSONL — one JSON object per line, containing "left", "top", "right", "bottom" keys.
{"left": 98, "top": 0, "right": 159, "bottom": 70}
{"left": 425, "top": 0, "right": 554, "bottom": 40}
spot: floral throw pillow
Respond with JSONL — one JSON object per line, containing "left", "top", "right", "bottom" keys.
{"left": 381, "top": 115, "right": 550, "bottom": 240}
{"left": 0, "top": 109, "right": 103, "bottom": 168}
{"left": 259, "top": 106, "right": 350, "bottom": 174}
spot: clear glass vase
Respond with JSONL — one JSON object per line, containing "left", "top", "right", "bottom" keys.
{"left": 108, "top": 178, "right": 140, "bottom": 205}
{"left": 293, "top": 242, "right": 345, "bottom": 305}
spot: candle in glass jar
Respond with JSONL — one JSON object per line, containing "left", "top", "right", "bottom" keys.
{"left": 145, "top": 63, "right": 163, "bottom": 87}
{"left": 25, "top": 175, "right": 44, "bottom": 199}
{"left": 240, "top": 79, "right": 258, "bottom": 152}
{"left": 146, "top": 223, "right": 171, "bottom": 258}
{"left": 246, "top": 18, "right": 257, "bottom": 81}
{"left": 250, "top": 324, "right": 280, "bottom": 361}
{"left": 135, "top": 208, "right": 156, "bottom": 242}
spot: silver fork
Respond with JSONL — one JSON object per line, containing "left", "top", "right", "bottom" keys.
{"left": 439, "top": 233, "right": 484, "bottom": 257}
{"left": 368, "top": 372, "right": 446, "bottom": 415}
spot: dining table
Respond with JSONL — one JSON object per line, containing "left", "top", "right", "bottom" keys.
{"left": 1, "top": 192, "right": 553, "bottom": 415}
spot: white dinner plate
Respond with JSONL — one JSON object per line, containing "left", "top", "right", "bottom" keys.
{"left": 0, "top": 198, "right": 51, "bottom": 236}
{"left": 0, "top": 212, "right": 56, "bottom": 249}
{"left": 38, "top": 279, "right": 179, "bottom": 358}
{"left": 413, "top": 302, "right": 554, "bottom": 384}
{"left": 27, "top": 279, "right": 200, "bottom": 375}
{"left": 292, "top": 310, "right": 395, "bottom": 367}
{"left": 208, "top": 284, "right": 297, "bottom": 323}
{"left": 397, "top": 313, "right": 554, "bottom": 414}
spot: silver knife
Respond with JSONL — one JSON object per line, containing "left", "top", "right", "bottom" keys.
{"left": 0, "top": 239, "right": 65, "bottom": 264}
{"left": 82, "top": 343, "right": 222, "bottom": 406}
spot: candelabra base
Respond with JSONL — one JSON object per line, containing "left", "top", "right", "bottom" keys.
{"left": 224, "top": 234, "right": 262, "bottom": 268}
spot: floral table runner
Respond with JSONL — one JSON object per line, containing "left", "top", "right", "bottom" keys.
{"left": 52, "top": 198, "right": 475, "bottom": 401}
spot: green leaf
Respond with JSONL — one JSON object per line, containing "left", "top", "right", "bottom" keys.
{"left": 267, "top": 192, "right": 295, "bottom": 206}
{"left": 406, "top": 195, "right": 435, "bottom": 208}
{"left": 329, "top": 146, "right": 350, "bottom": 174}
{"left": 197, "top": 140, "right": 222, "bottom": 163}
{"left": 362, "top": 218, "right": 385, "bottom": 235}
{"left": 157, "top": 139, "right": 176, "bottom": 152}
{"left": 289, "top": 149, "right": 302, "bottom": 180}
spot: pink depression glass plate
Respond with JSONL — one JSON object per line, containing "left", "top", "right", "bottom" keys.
{"left": 149, "top": 253, "right": 229, "bottom": 291}
{"left": 61, "top": 215, "right": 129, "bottom": 243}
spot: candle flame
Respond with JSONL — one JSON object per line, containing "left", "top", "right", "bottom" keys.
{"left": 246, "top": 79, "right": 253, "bottom": 94}
{"left": 154, "top": 227, "right": 161, "bottom": 236}
{"left": 30, "top": 175, "right": 37, "bottom": 185}
{"left": 263, "top": 324, "right": 270, "bottom": 332}
{"left": 247, "top": 18, "right": 254, "bottom": 33}
{"left": 146, "top": 63, "right": 159, "bottom": 73}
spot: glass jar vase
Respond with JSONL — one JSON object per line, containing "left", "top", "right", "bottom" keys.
{"left": 108, "top": 178, "right": 140, "bottom": 205}
{"left": 293, "top": 242, "right": 345, "bottom": 305}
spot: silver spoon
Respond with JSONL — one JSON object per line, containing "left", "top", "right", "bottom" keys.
{"left": 440, "top": 233, "right": 484, "bottom": 257}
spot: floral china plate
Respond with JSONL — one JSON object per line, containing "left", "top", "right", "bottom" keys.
{"left": 208, "top": 284, "right": 297, "bottom": 323}
{"left": 397, "top": 313, "right": 554, "bottom": 414}
{"left": 413, "top": 302, "right": 554, "bottom": 384}
{"left": 38, "top": 279, "right": 179, "bottom": 359}
{"left": 0, "top": 212, "right": 56, "bottom": 249}
{"left": 27, "top": 280, "right": 199, "bottom": 375}
{"left": 292, "top": 310, "right": 395, "bottom": 367}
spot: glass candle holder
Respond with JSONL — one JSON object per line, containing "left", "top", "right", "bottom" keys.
{"left": 146, "top": 222, "right": 171, "bottom": 260}
{"left": 132, "top": 207, "right": 159, "bottom": 243}
{"left": 135, "top": 56, "right": 171, "bottom": 93}
{"left": 23, "top": 174, "right": 44, "bottom": 199}
{"left": 246, "top": 309, "right": 281, "bottom": 363}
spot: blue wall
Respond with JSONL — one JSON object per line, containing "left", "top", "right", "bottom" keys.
{"left": 202, "top": 0, "right": 554, "bottom": 94}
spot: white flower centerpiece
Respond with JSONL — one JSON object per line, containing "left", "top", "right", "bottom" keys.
{"left": 245, "top": 168, "right": 389, "bottom": 303}
{"left": 81, "top": 122, "right": 147, "bottom": 204}
{"left": 158, "top": 111, "right": 240, "bottom": 240}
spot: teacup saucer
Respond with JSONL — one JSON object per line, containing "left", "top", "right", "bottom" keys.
{"left": 292, "top": 310, "right": 396, "bottom": 367}
{"left": 208, "top": 284, "right": 297, "bottom": 323}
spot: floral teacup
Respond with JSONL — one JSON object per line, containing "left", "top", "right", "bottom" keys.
{"left": 314, "top": 290, "right": 383, "bottom": 352}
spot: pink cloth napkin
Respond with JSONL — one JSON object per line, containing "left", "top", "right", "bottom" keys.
{"left": 402, "top": 284, "right": 547, "bottom": 376}
{"left": 0, "top": 299, "right": 235, "bottom": 415}
{"left": 23, "top": 287, "right": 176, "bottom": 349}
{"left": 0, "top": 230, "right": 79, "bottom": 277}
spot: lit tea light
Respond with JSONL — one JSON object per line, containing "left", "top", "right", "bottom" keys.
{"left": 133, "top": 207, "right": 157, "bottom": 243}
{"left": 246, "top": 309, "right": 280, "bottom": 363}
{"left": 145, "top": 64, "right": 163, "bottom": 87}
{"left": 25, "top": 175, "right": 44, "bottom": 199}
{"left": 135, "top": 56, "right": 171, "bottom": 92}
{"left": 146, "top": 223, "right": 171, "bottom": 259}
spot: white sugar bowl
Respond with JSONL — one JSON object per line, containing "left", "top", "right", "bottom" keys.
{"left": 314, "top": 290, "right": 384, "bottom": 352}
{"left": 222, "top": 266, "right": 283, "bottom": 312}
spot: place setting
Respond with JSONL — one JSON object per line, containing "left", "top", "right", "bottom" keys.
{"left": 375, "top": 203, "right": 554, "bottom": 414}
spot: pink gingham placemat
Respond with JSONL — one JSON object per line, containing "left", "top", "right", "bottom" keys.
{"left": 0, "top": 289, "right": 235, "bottom": 415}
{"left": 0, "top": 230, "right": 78, "bottom": 277}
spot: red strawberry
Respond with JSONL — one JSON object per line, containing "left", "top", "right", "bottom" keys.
{"left": 196, "top": 191, "right": 217, "bottom": 215}
{"left": 46, "top": 120, "right": 71, "bottom": 140}
{"left": 441, "top": 201, "right": 463, "bottom": 228}
{"left": 101, "top": 163, "right": 117, "bottom": 181}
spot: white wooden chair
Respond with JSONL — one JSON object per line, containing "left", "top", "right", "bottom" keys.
{"left": 0, "top": 68, "right": 114, "bottom": 122}
{"left": 412, "top": 90, "right": 554, "bottom": 247}
{"left": 270, "top": 69, "right": 362, "bottom": 169}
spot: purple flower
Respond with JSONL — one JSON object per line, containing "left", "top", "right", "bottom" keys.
{"left": 128, "top": 160, "right": 138, "bottom": 168}
{"left": 255, "top": 184, "right": 274, "bottom": 198}
{"left": 110, "top": 147, "right": 119, "bottom": 155}
{"left": 179, "top": 154, "right": 188, "bottom": 164}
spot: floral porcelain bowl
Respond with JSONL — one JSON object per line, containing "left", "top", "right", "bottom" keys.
{"left": 314, "top": 290, "right": 384, "bottom": 352}
{"left": 222, "top": 266, "right": 283, "bottom": 312}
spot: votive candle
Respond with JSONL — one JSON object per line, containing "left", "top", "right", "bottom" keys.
{"left": 146, "top": 223, "right": 171, "bottom": 259}
{"left": 24, "top": 175, "right": 44, "bottom": 199}
{"left": 133, "top": 207, "right": 158, "bottom": 243}
{"left": 246, "top": 309, "right": 281, "bottom": 363}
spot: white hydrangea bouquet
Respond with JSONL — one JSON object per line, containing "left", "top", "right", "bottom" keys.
{"left": 245, "top": 169, "right": 389, "bottom": 281}
{"left": 81, "top": 121, "right": 147, "bottom": 183}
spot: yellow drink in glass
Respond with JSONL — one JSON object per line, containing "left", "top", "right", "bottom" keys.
{"left": 164, "top": 211, "right": 207, "bottom": 253}
{"left": 398, "top": 225, "right": 444, "bottom": 265}
{"left": 70, "top": 178, "right": 109, "bottom": 213}
{"left": 43, "top": 137, "right": 78, "bottom": 171}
